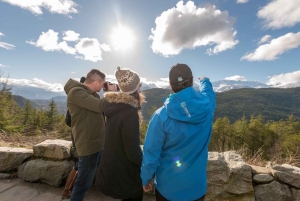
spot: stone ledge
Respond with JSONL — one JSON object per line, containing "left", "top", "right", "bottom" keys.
{"left": 33, "top": 140, "right": 72, "bottom": 160}
{"left": 18, "top": 159, "right": 74, "bottom": 186}
{"left": 0, "top": 147, "right": 33, "bottom": 172}
{"left": 272, "top": 164, "right": 300, "bottom": 189}
{"left": 254, "top": 181, "right": 292, "bottom": 201}
{"left": 253, "top": 174, "right": 274, "bottom": 184}
{"left": 206, "top": 151, "right": 254, "bottom": 200}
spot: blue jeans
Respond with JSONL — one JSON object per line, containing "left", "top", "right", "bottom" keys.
{"left": 70, "top": 151, "right": 102, "bottom": 201}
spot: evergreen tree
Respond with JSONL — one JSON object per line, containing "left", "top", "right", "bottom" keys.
{"left": 46, "top": 99, "right": 60, "bottom": 131}
{"left": 0, "top": 72, "right": 23, "bottom": 133}
{"left": 210, "top": 117, "right": 232, "bottom": 152}
{"left": 232, "top": 116, "right": 249, "bottom": 150}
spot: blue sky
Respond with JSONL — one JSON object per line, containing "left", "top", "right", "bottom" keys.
{"left": 0, "top": 0, "right": 299, "bottom": 91}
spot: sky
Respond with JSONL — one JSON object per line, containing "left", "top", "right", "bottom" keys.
{"left": 0, "top": 0, "right": 300, "bottom": 91}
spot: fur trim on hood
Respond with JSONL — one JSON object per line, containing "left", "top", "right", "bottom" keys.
{"left": 104, "top": 92, "right": 139, "bottom": 108}
{"left": 104, "top": 92, "right": 145, "bottom": 124}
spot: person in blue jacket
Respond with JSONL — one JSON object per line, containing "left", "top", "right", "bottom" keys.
{"left": 141, "top": 63, "right": 216, "bottom": 201}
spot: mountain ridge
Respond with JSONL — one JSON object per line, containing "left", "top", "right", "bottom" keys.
{"left": 7, "top": 80, "right": 300, "bottom": 100}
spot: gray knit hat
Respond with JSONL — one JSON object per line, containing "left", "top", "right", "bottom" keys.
{"left": 115, "top": 66, "right": 140, "bottom": 94}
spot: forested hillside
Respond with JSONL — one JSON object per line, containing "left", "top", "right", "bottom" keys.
{"left": 215, "top": 87, "right": 300, "bottom": 122}
{"left": 0, "top": 80, "right": 68, "bottom": 135}
{"left": 1, "top": 79, "right": 300, "bottom": 167}
{"left": 141, "top": 87, "right": 300, "bottom": 122}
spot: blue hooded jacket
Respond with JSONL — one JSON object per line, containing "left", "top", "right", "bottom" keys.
{"left": 141, "top": 78, "right": 216, "bottom": 201}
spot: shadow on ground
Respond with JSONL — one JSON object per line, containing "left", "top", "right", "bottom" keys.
{"left": 0, "top": 178, "right": 155, "bottom": 201}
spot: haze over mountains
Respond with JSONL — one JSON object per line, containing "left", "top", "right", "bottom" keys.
{"left": 6, "top": 80, "right": 300, "bottom": 100}
{"left": 7, "top": 81, "right": 300, "bottom": 122}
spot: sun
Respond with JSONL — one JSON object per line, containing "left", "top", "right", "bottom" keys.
{"left": 110, "top": 26, "right": 135, "bottom": 51}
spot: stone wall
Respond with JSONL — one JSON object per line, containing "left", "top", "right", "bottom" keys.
{"left": 0, "top": 140, "right": 75, "bottom": 186}
{"left": 0, "top": 140, "right": 299, "bottom": 200}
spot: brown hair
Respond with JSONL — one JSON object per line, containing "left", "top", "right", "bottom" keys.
{"left": 170, "top": 77, "right": 193, "bottom": 93}
{"left": 85, "top": 69, "right": 106, "bottom": 84}
{"left": 130, "top": 91, "right": 145, "bottom": 124}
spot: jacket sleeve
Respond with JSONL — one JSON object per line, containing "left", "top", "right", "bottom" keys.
{"left": 65, "top": 109, "right": 71, "bottom": 127}
{"left": 199, "top": 78, "right": 216, "bottom": 113}
{"left": 67, "top": 87, "right": 104, "bottom": 113}
{"left": 121, "top": 110, "right": 143, "bottom": 167}
{"left": 140, "top": 110, "right": 166, "bottom": 186}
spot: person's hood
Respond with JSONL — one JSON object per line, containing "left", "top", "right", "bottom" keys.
{"left": 164, "top": 86, "right": 211, "bottom": 124}
{"left": 103, "top": 92, "right": 139, "bottom": 118}
{"left": 64, "top": 78, "right": 91, "bottom": 95}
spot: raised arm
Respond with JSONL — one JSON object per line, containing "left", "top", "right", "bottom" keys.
{"left": 199, "top": 77, "right": 216, "bottom": 113}
{"left": 67, "top": 87, "right": 104, "bottom": 113}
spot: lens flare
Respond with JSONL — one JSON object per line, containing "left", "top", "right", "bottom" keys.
{"left": 176, "top": 160, "right": 182, "bottom": 167}
{"left": 174, "top": 157, "right": 182, "bottom": 167}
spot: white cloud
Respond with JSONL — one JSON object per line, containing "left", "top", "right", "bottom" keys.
{"left": 1, "top": 0, "right": 78, "bottom": 16}
{"left": 0, "top": 64, "right": 9, "bottom": 68}
{"left": 241, "top": 32, "right": 300, "bottom": 61}
{"left": 258, "top": 35, "right": 271, "bottom": 44}
{"left": 150, "top": 78, "right": 170, "bottom": 88}
{"left": 149, "top": 1, "right": 238, "bottom": 57}
{"left": 0, "top": 32, "right": 4, "bottom": 37}
{"left": 225, "top": 75, "right": 247, "bottom": 81}
{"left": 105, "top": 74, "right": 117, "bottom": 83}
{"left": 63, "top": 30, "right": 80, "bottom": 41}
{"left": 100, "top": 44, "right": 111, "bottom": 52}
{"left": 0, "top": 77, "right": 64, "bottom": 92}
{"left": 27, "top": 29, "right": 76, "bottom": 54}
{"left": 27, "top": 29, "right": 60, "bottom": 51}
{"left": 267, "top": 70, "right": 300, "bottom": 87}
{"left": 257, "top": 0, "right": 300, "bottom": 29}
{"left": 27, "top": 29, "right": 110, "bottom": 62}
{"left": 58, "top": 41, "right": 77, "bottom": 54}
{"left": 159, "top": 78, "right": 169, "bottom": 82}
{"left": 0, "top": 41, "right": 15, "bottom": 50}
{"left": 237, "top": 0, "right": 249, "bottom": 4}
{"left": 75, "top": 38, "right": 103, "bottom": 62}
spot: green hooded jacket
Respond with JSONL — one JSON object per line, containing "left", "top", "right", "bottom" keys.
{"left": 64, "top": 79, "right": 105, "bottom": 156}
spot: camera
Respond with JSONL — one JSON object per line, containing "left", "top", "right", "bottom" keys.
{"left": 103, "top": 81, "right": 120, "bottom": 92}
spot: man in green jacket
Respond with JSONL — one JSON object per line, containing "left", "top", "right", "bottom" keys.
{"left": 64, "top": 69, "right": 116, "bottom": 201}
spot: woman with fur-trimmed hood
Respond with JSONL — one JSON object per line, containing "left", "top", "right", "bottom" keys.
{"left": 95, "top": 67, "right": 144, "bottom": 201}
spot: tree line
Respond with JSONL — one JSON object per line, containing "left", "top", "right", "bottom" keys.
{"left": 209, "top": 115, "right": 300, "bottom": 165}
{"left": 0, "top": 74, "right": 68, "bottom": 135}
{"left": 140, "top": 106, "right": 300, "bottom": 166}
{"left": 1, "top": 73, "right": 299, "bottom": 166}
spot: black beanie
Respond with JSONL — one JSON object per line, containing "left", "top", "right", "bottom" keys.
{"left": 169, "top": 64, "right": 193, "bottom": 84}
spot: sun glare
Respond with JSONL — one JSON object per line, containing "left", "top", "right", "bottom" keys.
{"left": 110, "top": 26, "right": 135, "bottom": 51}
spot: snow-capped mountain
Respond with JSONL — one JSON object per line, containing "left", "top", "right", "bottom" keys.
{"left": 9, "top": 85, "right": 66, "bottom": 100}
{"left": 140, "top": 83, "right": 158, "bottom": 91}
{"left": 212, "top": 80, "right": 270, "bottom": 92}
{"left": 4, "top": 79, "right": 300, "bottom": 100}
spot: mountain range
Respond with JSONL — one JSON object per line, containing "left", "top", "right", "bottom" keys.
{"left": 12, "top": 86, "right": 300, "bottom": 123}
{"left": 5, "top": 79, "right": 300, "bottom": 122}
{"left": 141, "top": 87, "right": 300, "bottom": 122}
{"left": 6, "top": 80, "right": 300, "bottom": 100}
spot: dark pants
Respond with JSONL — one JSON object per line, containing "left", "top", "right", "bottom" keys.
{"left": 70, "top": 151, "right": 102, "bottom": 201}
{"left": 122, "top": 189, "right": 143, "bottom": 201}
{"left": 155, "top": 189, "right": 205, "bottom": 201}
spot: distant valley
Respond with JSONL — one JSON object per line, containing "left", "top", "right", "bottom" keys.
{"left": 7, "top": 79, "right": 300, "bottom": 122}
